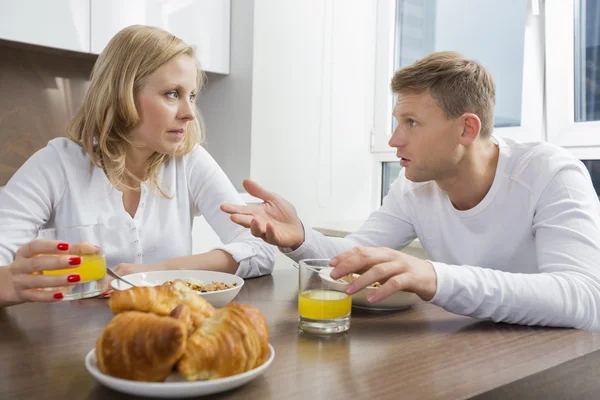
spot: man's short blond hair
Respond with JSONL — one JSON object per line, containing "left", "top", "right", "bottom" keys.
{"left": 391, "top": 51, "right": 496, "bottom": 138}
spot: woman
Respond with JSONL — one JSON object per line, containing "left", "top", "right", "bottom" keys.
{"left": 0, "top": 25, "right": 275, "bottom": 306}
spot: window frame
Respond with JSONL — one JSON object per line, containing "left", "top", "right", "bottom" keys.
{"left": 545, "top": 0, "right": 600, "bottom": 148}
{"left": 371, "top": 0, "right": 546, "bottom": 154}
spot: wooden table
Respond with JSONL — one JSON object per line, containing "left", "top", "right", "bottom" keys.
{"left": 2, "top": 269, "right": 600, "bottom": 400}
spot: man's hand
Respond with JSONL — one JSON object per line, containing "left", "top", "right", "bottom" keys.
{"left": 329, "top": 247, "right": 438, "bottom": 302}
{"left": 221, "top": 179, "right": 305, "bottom": 249}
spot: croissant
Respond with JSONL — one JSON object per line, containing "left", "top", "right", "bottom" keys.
{"left": 108, "top": 280, "right": 215, "bottom": 330}
{"left": 177, "top": 303, "right": 269, "bottom": 381}
{"left": 96, "top": 310, "right": 188, "bottom": 382}
{"left": 236, "top": 304, "right": 270, "bottom": 365}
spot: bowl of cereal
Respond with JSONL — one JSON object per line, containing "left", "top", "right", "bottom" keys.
{"left": 110, "top": 270, "right": 244, "bottom": 308}
{"left": 317, "top": 267, "right": 420, "bottom": 311}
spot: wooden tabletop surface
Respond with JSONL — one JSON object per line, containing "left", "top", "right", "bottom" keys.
{"left": 1, "top": 269, "right": 600, "bottom": 400}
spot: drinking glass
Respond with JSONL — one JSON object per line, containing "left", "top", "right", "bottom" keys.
{"left": 36, "top": 224, "right": 107, "bottom": 300}
{"left": 298, "top": 259, "right": 351, "bottom": 334}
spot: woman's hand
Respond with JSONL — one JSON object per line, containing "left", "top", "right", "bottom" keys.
{"left": 0, "top": 240, "right": 101, "bottom": 307}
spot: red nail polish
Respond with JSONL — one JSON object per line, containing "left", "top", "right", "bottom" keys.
{"left": 57, "top": 243, "right": 69, "bottom": 251}
{"left": 101, "top": 291, "right": 111, "bottom": 298}
{"left": 69, "top": 257, "right": 81, "bottom": 266}
{"left": 53, "top": 293, "right": 64, "bottom": 300}
{"left": 67, "top": 274, "right": 81, "bottom": 283}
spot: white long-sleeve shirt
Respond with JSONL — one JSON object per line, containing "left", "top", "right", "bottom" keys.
{"left": 284, "top": 136, "right": 600, "bottom": 331}
{"left": 0, "top": 138, "right": 275, "bottom": 279}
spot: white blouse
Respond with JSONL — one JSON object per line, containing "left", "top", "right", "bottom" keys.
{"left": 0, "top": 138, "right": 275, "bottom": 278}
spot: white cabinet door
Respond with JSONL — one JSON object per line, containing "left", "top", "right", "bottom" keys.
{"left": 0, "top": 0, "right": 90, "bottom": 52}
{"left": 90, "top": 0, "right": 230, "bottom": 74}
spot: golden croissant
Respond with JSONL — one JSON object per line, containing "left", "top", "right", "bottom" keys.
{"left": 96, "top": 310, "right": 188, "bottom": 382}
{"left": 108, "top": 280, "right": 215, "bottom": 330}
{"left": 177, "top": 303, "right": 270, "bottom": 381}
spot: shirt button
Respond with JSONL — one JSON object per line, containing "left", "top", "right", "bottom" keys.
{"left": 132, "top": 227, "right": 137, "bottom": 231}
{"left": 134, "top": 240, "right": 139, "bottom": 244}
{"left": 138, "top": 253, "right": 142, "bottom": 257}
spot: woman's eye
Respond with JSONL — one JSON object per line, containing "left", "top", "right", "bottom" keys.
{"left": 166, "top": 91, "right": 179, "bottom": 99}
{"left": 407, "top": 119, "right": 417, "bottom": 127}
{"left": 190, "top": 93, "right": 197, "bottom": 101}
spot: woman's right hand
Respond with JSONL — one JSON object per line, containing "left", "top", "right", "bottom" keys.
{"left": 220, "top": 179, "right": 305, "bottom": 249}
{"left": 0, "top": 240, "right": 98, "bottom": 306}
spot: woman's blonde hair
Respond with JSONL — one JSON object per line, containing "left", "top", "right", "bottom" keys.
{"left": 391, "top": 51, "right": 496, "bottom": 138}
{"left": 67, "top": 25, "right": 205, "bottom": 196}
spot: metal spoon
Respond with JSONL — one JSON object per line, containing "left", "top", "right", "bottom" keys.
{"left": 106, "top": 268, "right": 138, "bottom": 288}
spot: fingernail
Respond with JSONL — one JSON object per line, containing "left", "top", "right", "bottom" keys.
{"left": 53, "top": 292, "right": 64, "bottom": 300}
{"left": 57, "top": 243, "right": 69, "bottom": 251}
{"left": 345, "top": 284, "right": 356, "bottom": 294}
{"left": 94, "top": 245, "right": 101, "bottom": 250}
{"left": 67, "top": 274, "right": 81, "bottom": 283}
{"left": 69, "top": 257, "right": 81, "bottom": 266}
{"left": 367, "top": 294, "right": 376, "bottom": 303}
{"left": 101, "top": 291, "right": 111, "bottom": 298}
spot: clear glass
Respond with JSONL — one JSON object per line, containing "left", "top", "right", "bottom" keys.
{"left": 36, "top": 224, "right": 108, "bottom": 300}
{"left": 381, "top": 162, "right": 403, "bottom": 204}
{"left": 575, "top": 0, "right": 600, "bottom": 122}
{"left": 582, "top": 160, "right": 600, "bottom": 199}
{"left": 298, "top": 259, "right": 351, "bottom": 334}
{"left": 393, "top": 0, "right": 527, "bottom": 130}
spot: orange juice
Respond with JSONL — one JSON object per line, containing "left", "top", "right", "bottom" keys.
{"left": 298, "top": 289, "right": 351, "bottom": 320}
{"left": 42, "top": 254, "right": 107, "bottom": 282}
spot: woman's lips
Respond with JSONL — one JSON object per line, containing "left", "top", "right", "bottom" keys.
{"left": 168, "top": 129, "right": 185, "bottom": 138}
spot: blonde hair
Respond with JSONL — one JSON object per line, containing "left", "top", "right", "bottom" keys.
{"left": 391, "top": 51, "right": 496, "bottom": 138}
{"left": 67, "top": 25, "right": 206, "bottom": 196}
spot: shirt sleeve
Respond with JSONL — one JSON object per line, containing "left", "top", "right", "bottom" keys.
{"left": 281, "top": 174, "right": 418, "bottom": 262}
{"left": 0, "top": 145, "right": 67, "bottom": 266}
{"left": 186, "top": 146, "right": 275, "bottom": 278}
{"left": 429, "top": 162, "right": 600, "bottom": 331}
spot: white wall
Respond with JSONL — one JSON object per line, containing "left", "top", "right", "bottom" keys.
{"left": 198, "top": 0, "right": 253, "bottom": 192}
{"left": 250, "top": 0, "right": 377, "bottom": 229}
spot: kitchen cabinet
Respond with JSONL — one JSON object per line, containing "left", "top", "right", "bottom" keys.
{"left": 0, "top": 0, "right": 90, "bottom": 52}
{"left": 90, "top": 0, "right": 230, "bottom": 74}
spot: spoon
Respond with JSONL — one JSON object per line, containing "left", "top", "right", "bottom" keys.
{"left": 106, "top": 268, "right": 138, "bottom": 288}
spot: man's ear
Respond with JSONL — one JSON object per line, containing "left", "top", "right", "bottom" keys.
{"left": 458, "top": 113, "right": 481, "bottom": 145}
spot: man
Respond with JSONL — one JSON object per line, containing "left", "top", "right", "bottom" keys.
{"left": 221, "top": 51, "right": 600, "bottom": 331}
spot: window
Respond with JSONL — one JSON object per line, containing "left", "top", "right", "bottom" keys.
{"left": 381, "top": 162, "right": 402, "bottom": 202}
{"left": 546, "top": 0, "right": 600, "bottom": 147}
{"left": 575, "top": 0, "right": 600, "bottom": 122}
{"left": 372, "top": 0, "right": 543, "bottom": 156}
{"left": 373, "top": 0, "right": 600, "bottom": 207}
{"left": 582, "top": 160, "right": 600, "bottom": 198}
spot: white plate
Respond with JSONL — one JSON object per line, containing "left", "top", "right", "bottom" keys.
{"left": 86, "top": 344, "right": 275, "bottom": 398}
{"left": 110, "top": 270, "right": 244, "bottom": 308}
{"left": 318, "top": 267, "right": 420, "bottom": 311}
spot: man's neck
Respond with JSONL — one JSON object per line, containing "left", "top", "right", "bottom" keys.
{"left": 437, "top": 139, "right": 500, "bottom": 211}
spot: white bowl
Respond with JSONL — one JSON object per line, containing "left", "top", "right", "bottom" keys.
{"left": 85, "top": 344, "right": 274, "bottom": 398}
{"left": 318, "top": 267, "right": 420, "bottom": 311}
{"left": 110, "top": 270, "right": 244, "bottom": 308}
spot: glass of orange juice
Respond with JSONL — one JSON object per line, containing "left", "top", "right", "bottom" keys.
{"left": 298, "top": 259, "right": 351, "bottom": 334}
{"left": 36, "top": 224, "right": 107, "bottom": 300}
